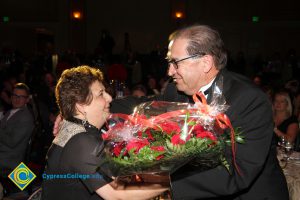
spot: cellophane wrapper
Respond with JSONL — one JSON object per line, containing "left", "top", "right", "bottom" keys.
{"left": 99, "top": 77, "right": 237, "bottom": 186}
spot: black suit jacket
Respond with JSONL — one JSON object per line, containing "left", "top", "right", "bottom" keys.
{"left": 110, "top": 69, "right": 289, "bottom": 200}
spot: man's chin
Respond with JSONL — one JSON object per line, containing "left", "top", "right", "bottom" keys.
{"left": 175, "top": 84, "right": 186, "bottom": 93}
{"left": 175, "top": 85, "right": 194, "bottom": 95}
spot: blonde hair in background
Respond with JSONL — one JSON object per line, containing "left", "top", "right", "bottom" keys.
{"left": 274, "top": 91, "right": 293, "bottom": 117}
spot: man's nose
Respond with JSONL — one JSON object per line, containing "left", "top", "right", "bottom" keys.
{"left": 167, "top": 64, "right": 176, "bottom": 76}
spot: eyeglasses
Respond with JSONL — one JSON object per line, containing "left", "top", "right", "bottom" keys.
{"left": 167, "top": 53, "right": 206, "bottom": 69}
{"left": 12, "top": 93, "right": 28, "bottom": 100}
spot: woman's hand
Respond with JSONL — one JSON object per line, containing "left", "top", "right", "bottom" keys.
{"left": 96, "top": 182, "right": 169, "bottom": 200}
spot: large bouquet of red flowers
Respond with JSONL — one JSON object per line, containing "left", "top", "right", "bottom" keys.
{"left": 99, "top": 80, "right": 243, "bottom": 183}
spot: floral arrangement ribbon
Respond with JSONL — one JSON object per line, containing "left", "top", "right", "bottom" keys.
{"left": 192, "top": 92, "right": 241, "bottom": 175}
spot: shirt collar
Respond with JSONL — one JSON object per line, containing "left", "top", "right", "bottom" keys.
{"left": 199, "top": 78, "right": 215, "bottom": 98}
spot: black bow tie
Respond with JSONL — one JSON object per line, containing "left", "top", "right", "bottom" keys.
{"left": 203, "top": 89, "right": 210, "bottom": 95}
{"left": 187, "top": 89, "right": 210, "bottom": 103}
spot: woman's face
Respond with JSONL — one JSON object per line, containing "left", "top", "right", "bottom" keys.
{"left": 84, "top": 81, "right": 112, "bottom": 129}
{"left": 273, "top": 94, "right": 288, "bottom": 112}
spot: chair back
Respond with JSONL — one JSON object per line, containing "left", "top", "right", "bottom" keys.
{"left": 27, "top": 188, "right": 42, "bottom": 200}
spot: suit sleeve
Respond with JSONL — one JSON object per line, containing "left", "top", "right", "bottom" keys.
{"left": 171, "top": 88, "right": 274, "bottom": 198}
{"left": 0, "top": 110, "right": 34, "bottom": 148}
{"left": 110, "top": 93, "right": 165, "bottom": 115}
{"left": 110, "top": 82, "right": 182, "bottom": 115}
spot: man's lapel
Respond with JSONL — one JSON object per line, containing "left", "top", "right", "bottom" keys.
{"left": 2, "top": 110, "right": 11, "bottom": 121}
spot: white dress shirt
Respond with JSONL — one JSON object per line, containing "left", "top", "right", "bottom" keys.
{"left": 199, "top": 78, "right": 215, "bottom": 99}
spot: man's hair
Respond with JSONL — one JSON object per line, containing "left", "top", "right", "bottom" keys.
{"left": 173, "top": 25, "right": 227, "bottom": 70}
{"left": 55, "top": 65, "right": 104, "bottom": 120}
{"left": 13, "top": 83, "right": 31, "bottom": 95}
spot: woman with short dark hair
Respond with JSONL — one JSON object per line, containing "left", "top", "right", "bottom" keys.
{"left": 42, "top": 65, "right": 167, "bottom": 200}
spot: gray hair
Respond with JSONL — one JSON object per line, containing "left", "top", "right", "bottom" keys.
{"left": 173, "top": 25, "right": 227, "bottom": 70}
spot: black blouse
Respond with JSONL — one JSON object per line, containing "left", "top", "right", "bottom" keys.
{"left": 42, "top": 118, "right": 111, "bottom": 200}
{"left": 277, "top": 115, "right": 298, "bottom": 134}
{"left": 275, "top": 115, "right": 299, "bottom": 142}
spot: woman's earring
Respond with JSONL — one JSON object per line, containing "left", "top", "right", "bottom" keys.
{"left": 82, "top": 112, "right": 87, "bottom": 126}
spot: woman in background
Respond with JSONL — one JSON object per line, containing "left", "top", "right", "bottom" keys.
{"left": 42, "top": 65, "right": 167, "bottom": 200}
{"left": 273, "top": 90, "right": 299, "bottom": 143}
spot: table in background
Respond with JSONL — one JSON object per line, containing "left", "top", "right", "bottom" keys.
{"left": 278, "top": 151, "right": 300, "bottom": 200}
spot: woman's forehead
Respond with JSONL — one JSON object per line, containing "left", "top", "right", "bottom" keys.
{"left": 90, "top": 81, "right": 104, "bottom": 90}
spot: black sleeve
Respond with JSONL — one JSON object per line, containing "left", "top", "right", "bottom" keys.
{"left": 61, "top": 133, "right": 111, "bottom": 193}
{"left": 277, "top": 115, "right": 299, "bottom": 133}
{"left": 110, "top": 96, "right": 142, "bottom": 114}
{"left": 110, "top": 94, "right": 163, "bottom": 115}
{"left": 110, "top": 82, "right": 183, "bottom": 115}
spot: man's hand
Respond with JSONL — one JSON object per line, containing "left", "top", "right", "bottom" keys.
{"left": 53, "top": 114, "right": 63, "bottom": 137}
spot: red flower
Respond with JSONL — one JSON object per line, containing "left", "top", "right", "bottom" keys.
{"left": 137, "top": 131, "right": 143, "bottom": 138}
{"left": 151, "top": 146, "right": 165, "bottom": 160}
{"left": 126, "top": 139, "right": 150, "bottom": 153}
{"left": 155, "top": 155, "right": 164, "bottom": 160}
{"left": 193, "top": 124, "right": 205, "bottom": 132}
{"left": 171, "top": 134, "right": 190, "bottom": 145}
{"left": 112, "top": 142, "right": 126, "bottom": 157}
{"left": 137, "top": 129, "right": 154, "bottom": 141}
{"left": 158, "top": 121, "right": 181, "bottom": 135}
{"left": 196, "top": 131, "right": 217, "bottom": 141}
{"left": 145, "top": 129, "right": 154, "bottom": 141}
{"left": 150, "top": 146, "right": 165, "bottom": 152}
{"left": 102, "top": 133, "right": 109, "bottom": 140}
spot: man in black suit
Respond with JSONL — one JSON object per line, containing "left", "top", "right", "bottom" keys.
{"left": 0, "top": 83, "right": 34, "bottom": 176}
{"left": 111, "top": 25, "right": 289, "bottom": 199}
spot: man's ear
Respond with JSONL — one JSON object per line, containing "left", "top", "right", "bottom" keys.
{"left": 202, "top": 55, "right": 214, "bottom": 73}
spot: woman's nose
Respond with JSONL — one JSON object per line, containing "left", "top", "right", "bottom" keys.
{"left": 106, "top": 93, "right": 112, "bottom": 103}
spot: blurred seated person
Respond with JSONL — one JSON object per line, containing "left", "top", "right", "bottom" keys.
{"left": 0, "top": 77, "right": 16, "bottom": 114}
{"left": 261, "top": 85, "right": 274, "bottom": 102}
{"left": 285, "top": 79, "right": 299, "bottom": 97}
{"left": 146, "top": 76, "right": 160, "bottom": 95}
{"left": 293, "top": 91, "right": 300, "bottom": 122}
{"left": 42, "top": 66, "right": 167, "bottom": 200}
{"left": 273, "top": 90, "right": 299, "bottom": 143}
{"left": 0, "top": 83, "right": 34, "bottom": 176}
{"left": 159, "top": 77, "right": 170, "bottom": 94}
{"left": 252, "top": 74, "right": 262, "bottom": 87}
{"left": 132, "top": 84, "right": 147, "bottom": 98}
